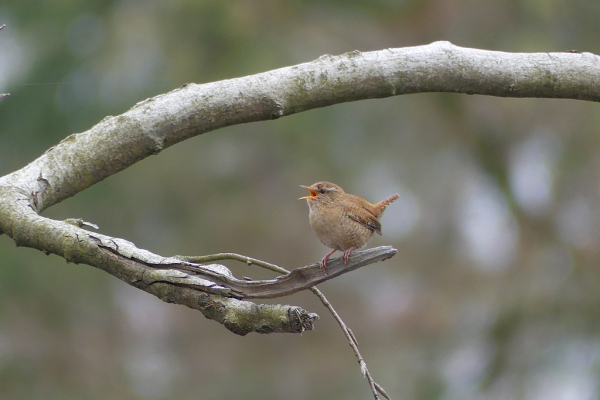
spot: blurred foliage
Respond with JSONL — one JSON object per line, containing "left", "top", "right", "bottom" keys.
{"left": 1, "top": 0, "right": 600, "bottom": 399}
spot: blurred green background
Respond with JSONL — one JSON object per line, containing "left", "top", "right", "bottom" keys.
{"left": 1, "top": 1, "right": 600, "bottom": 399}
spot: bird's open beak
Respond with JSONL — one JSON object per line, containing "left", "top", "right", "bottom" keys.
{"left": 299, "top": 185, "right": 318, "bottom": 200}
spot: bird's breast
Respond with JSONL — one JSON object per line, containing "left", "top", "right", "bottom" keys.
{"left": 307, "top": 202, "right": 375, "bottom": 251}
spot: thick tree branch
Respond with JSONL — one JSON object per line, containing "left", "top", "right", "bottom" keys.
{"left": 2, "top": 42, "right": 598, "bottom": 213}
{"left": 0, "top": 41, "right": 597, "bottom": 333}
{"left": 0, "top": 182, "right": 394, "bottom": 333}
{"left": 0, "top": 191, "right": 317, "bottom": 335}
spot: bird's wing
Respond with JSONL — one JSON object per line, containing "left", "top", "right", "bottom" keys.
{"left": 347, "top": 206, "right": 382, "bottom": 235}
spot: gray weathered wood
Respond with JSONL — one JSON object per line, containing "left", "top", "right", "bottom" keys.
{"left": 0, "top": 41, "right": 597, "bottom": 333}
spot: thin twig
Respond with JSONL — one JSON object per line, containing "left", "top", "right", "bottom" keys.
{"left": 179, "top": 253, "right": 285, "bottom": 274}
{"left": 182, "top": 252, "right": 390, "bottom": 400}
{"left": 310, "top": 286, "right": 387, "bottom": 399}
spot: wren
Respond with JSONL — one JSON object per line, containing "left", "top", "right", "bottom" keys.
{"left": 300, "top": 181, "right": 399, "bottom": 272}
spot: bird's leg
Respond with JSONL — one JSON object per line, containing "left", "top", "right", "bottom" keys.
{"left": 342, "top": 246, "right": 357, "bottom": 266}
{"left": 320, "top": 249, "right": 338, "bottom": 273}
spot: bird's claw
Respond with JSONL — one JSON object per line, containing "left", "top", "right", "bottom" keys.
{"left": 320, "top": 259, "right": 328, "bottom": 274}
{"left": 342, "top": 246, "right": 356, "bottom": 267}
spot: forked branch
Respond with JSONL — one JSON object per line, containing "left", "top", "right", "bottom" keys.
{"left": 198, "top": 252, "right": 393, "bottom": 399}
{"left": 0, "top": 41, "right": 597, "bottom": 333}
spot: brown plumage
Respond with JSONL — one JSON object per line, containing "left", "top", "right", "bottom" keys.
{"left": 300, "top": 181, "right": 399, "bottom": 272}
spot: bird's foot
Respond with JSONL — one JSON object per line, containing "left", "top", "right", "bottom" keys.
{"left": 320, "top": 249, "right": 338, "bottom": 274}
{"left": 342, "top": 246, "right": 356, "bottom": 266}
{"left": 319, "top": 259, "right": 328, "bottom": 274}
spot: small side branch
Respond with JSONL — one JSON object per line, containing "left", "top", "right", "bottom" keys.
{"left": 172, "top": 246, "right": 398, "bottom": 299}
{"left": 195, "top": 251, "right": 394, "bottom": 400}
{"left": 311, "top": 287, "right": 390, "bottom": 400}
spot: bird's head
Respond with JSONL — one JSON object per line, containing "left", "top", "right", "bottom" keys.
{"left": 299, "top": 181, "right": 345, "bottom": 203}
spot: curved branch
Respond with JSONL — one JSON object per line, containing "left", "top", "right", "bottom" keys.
{"left": 0, "top": 41, "right": 597, "bottom": 332}
{"left": 0, "top": 185, "right": 393, "bottom": 333}
{"left": 0, "top": 192, "right": 318, "bottom": 335}
{"left": 141, "top": 246, "right": 397, "bottom": 299}
{"left": 1, "top": 42, "right": 598, "bottom": 213}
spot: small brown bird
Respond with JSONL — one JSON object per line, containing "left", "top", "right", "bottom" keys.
{"left": 300, "top": 181, "right": 399, "bottom": 272}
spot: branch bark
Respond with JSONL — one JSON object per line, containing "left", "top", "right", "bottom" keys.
{"left": 0, "top": 41, "right": 598, "bottom": 333}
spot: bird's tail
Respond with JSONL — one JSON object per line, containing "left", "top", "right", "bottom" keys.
{"left": 377, "top": 194, "right": 400, "bottom": 213}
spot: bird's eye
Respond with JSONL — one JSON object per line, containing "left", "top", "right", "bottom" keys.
{"left": 320, "top": 188, "right": 326, "bottom": 194}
